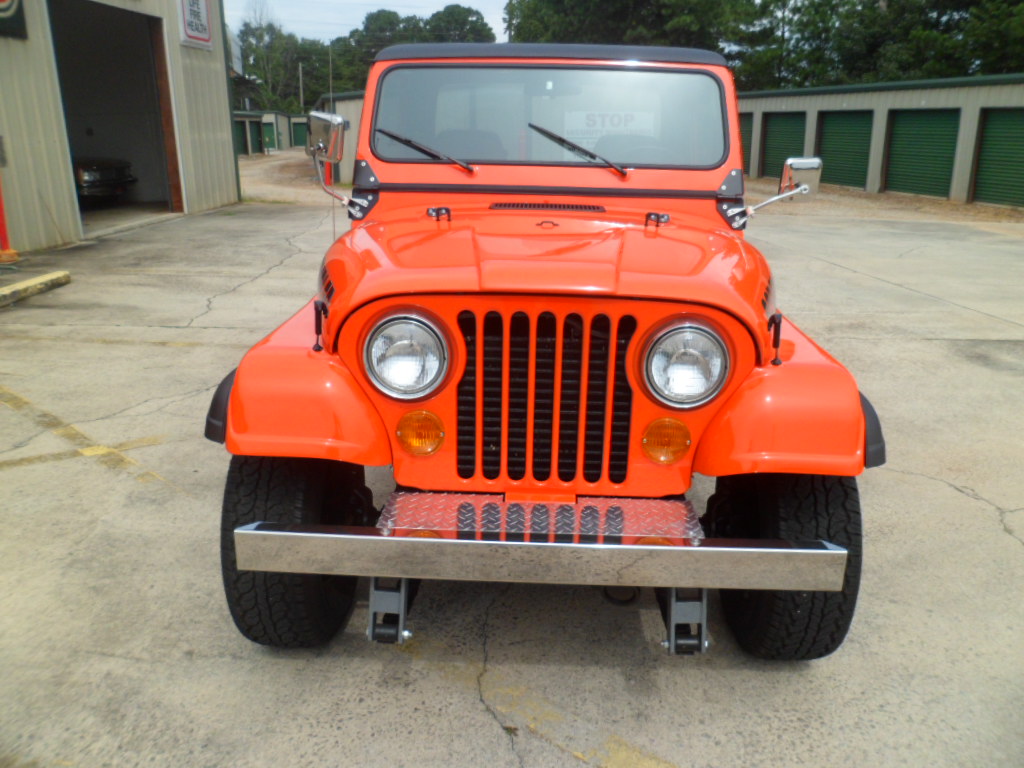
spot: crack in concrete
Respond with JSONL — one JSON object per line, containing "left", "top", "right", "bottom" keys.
{"left": 0, "top": 428, "right": 52, "bottom": 456}
{"left": 883, "top": 467, "right": 1024, "bottom": 548}
{"left": 73, "top": 385, "right": 215, "bottom": 425}
{"left": 477, "top": 584, "right": 525, "bottom": 768}
{"left": 185, "top": 210, "right": 331, "bottom": 328}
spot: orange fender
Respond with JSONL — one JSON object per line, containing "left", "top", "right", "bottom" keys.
{"left": 223, "top": 302, "right": 392, "bottom": 465}
{"left": 693, "top": 318, "right": 867, "bottom": 477}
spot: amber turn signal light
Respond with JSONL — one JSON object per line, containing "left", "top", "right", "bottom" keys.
{"left": 396, "top": 410, "right": 445, "bottom": 456}
{"left": 635, "top": 536, "right": 675, "bottom": 546}
{"left": 641, "top": 418, "right": 692, "bottom": 464}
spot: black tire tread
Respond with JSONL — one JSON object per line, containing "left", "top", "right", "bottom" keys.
{"left": 220, "top": 455, "right": 363, "bottom": 648}
{"left": 707, "top": 473, "right": 862, "bottom": 661}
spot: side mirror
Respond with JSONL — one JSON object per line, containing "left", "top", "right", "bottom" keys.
{"left": 779, "top": 157, "right": 822, "bottom": 198}
{"left": 726, "top": 156, "right": 824, "bottom": 228}
{"left": 307, "top": 111, "right": 346, "bottom": 164}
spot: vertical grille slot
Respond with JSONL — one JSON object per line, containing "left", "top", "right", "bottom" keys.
{"left": 608, "top": 317, "right": 637, "bottom": 483}
{"left": 557, "top": 314, "right": 584, "bottom": 482}
{"left": 583, "top": 315, "right": 611, "bottom": 482}
{"left": 507, "top": 313, "right": 531, "bottom": 480}
{"left": 482, "top": 312, "right": 504, "bottom": 479}
{"left": 456, "top": 307, "right": 635, "bottom": 486}
{"left": 532, "top": 313, "right": 557, "bottom": 481}
{"left": 456, "top": 311, "right": 477, "bottom": 478}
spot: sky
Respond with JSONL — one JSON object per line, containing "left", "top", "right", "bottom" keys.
{"left": 221, "top": 0, "right": 511, "bottom": 44}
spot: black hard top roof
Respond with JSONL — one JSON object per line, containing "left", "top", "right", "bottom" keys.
{"left": 375, "top": 43, "right": 726, "bottom": 67}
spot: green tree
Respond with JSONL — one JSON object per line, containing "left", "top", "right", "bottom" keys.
{"left": 506, "top": 0, "right": 746, "bottom": 48}
{"left": 425, "top": 5, "right": 497, "bottom": 42}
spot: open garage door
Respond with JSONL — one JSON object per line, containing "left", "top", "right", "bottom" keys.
{"left": 49, "top": 0, "right": 182, "bottom": 235}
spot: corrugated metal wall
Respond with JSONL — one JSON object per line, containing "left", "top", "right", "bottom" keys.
{"left": 163, "top": 4, "right": 238, "bottom": 214}
{"left": 740, "top": 76, "right": 1024, "bottom": 204}
{"left": 0, "top": 0, "right": 237, "bottom": 253}
{"left": 331, "top": 98, "right": 365, "bottom": 186}
{"left": 0, "top": 0, "right": 82, "bottom": 250}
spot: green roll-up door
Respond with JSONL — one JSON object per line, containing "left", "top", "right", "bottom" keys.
{"left": 762, "top": 112, "right": 806, "bottom": 177}
{"left": 233, "top": 121, "right": 247, "bottom": 155}
{"left": 818, "top": 111, "right": 872, "bottom": 188}
{"left": 292, "top": 121, "right": 308, "bottom": 148}
{"left": 739, "top": 113, "right": 752, "bottom": 175}
{"left": 886, "top": 109, "right": 959, "bottom": 197}
{"left": 973, "top": 108, "right": 1024, "bottom": 207}
{"left": 262, "top": 122, "right": 276, "bottom": 150}
{"left": 249, "top": 121, "right": 262, "bottom": 153}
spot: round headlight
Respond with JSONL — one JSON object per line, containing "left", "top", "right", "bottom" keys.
{"left": 645, "top": 324, "right": 729, "bottom": 408}
{"left": 365, "top": 316, "right": 448, "bottom": 399}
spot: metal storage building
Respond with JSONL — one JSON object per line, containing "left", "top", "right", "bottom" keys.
{"left": 314, "top": 91, "right": 365, "bottom": 186}
{"left": 0, "top": 0, "right": 238, "bottom": 255}
{"left": 739, "top": 74, "right": 1024, "bottom": 206}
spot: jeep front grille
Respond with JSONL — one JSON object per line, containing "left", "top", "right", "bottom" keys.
{"left": 456, "top": 309, "right": 637, "bottom": 485}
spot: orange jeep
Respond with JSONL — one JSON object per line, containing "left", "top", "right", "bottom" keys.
{"left": 206, "top": 43, "right": 885, "bottom": 659}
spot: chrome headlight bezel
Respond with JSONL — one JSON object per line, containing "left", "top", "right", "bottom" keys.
{"left": 364, "top": 315, "right": 449, "bottom": 400}
{"left": 644, "top": 323, "right": 730, "bottom": 409}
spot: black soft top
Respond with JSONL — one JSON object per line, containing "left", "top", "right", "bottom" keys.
{"left": 375, "top": 43, "right": 726, "bottom": 67}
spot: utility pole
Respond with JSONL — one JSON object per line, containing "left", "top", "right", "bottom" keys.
{"left": 299, "top": 63, "right": 304, "bottom": 110}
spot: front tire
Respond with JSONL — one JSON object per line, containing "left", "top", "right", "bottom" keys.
{"left": 220, "top": 455, "right": 373, "bottom": 648}
{"left": 705, "top": 473, "right": 862, "bottom": 661}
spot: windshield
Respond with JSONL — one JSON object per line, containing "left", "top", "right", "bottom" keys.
{"left": 372, "top": 65, "right": 727, "bottom": 169}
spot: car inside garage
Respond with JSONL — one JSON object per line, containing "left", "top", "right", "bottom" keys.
{"left": 48, "top": 0, "right": 182, "bottom": 236}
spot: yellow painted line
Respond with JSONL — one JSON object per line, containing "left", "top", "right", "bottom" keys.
{"left": 0, "top": 385, "right": 189, "bottom": 493}
{"left": 78, "top": 445, "right": 115, "bottom": 456}
{"left": 0, "top": 448, "right": 81, "bottom": 470}
{"left": 0, "top": 436, "right": 164, "bottom": 472}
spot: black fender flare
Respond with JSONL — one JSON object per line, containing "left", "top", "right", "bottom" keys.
{"left": 204, "top": 369, "right": 236, "bottom": 444}
{"left": 860, "top": 392, "right": 886, "bottom": 468}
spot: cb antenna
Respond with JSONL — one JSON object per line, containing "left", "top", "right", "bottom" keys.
{"left": 328, "top": 41, "right": 335, "bottom": 240}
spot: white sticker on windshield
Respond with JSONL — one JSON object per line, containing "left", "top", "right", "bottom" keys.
{"left": 564, "top": 112, "right": 656, "bottom": 149}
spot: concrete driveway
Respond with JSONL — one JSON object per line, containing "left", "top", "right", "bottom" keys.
{"left": 1, "top": 189, "right": 1022, "bottom": 767}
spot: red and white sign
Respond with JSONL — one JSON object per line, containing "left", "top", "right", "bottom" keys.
{"left": 179, "top": 0, "right": 213, "bottom": 50}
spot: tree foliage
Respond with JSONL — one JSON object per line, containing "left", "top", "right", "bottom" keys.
{"left": 235, "top": 5, "right": 495, "bottom": 111}
{"left": 505, "top": 0, "right": 1024, "bottom": 89}
{"left": 235, "top": 0, "right": 1022, "bottom": 107}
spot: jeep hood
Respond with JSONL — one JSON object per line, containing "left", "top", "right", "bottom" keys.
{"left": 324, "top": 209, "right": 770, "bottom": 334}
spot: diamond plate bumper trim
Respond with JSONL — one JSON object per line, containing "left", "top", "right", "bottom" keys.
{"left": 377, "top": 492, "right": 704, "bottom": 542}
{"left": 234, "top": 525, "right": 848, "bottom": 591}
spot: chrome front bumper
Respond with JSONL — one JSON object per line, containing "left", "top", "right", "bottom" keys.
{"left": 235, "top": 492, "right": 847, "bottom": 591}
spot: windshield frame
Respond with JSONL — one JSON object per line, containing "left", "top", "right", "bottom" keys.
{"left": 369, "top": 62, "right": 731, "bottom": 172}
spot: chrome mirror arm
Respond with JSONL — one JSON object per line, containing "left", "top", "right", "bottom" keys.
{"left": 727, "top": 184, "right": 810, "bottom": 226}
{"left": 311, "top": 152, "right": 367, "bottom": 217}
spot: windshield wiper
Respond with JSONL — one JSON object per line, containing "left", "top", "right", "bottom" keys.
{"left": 375, "top": 128, "right": 475, "bottom": 173}
{"left": 528, "top": 123, "right": 627, "bottom": 178}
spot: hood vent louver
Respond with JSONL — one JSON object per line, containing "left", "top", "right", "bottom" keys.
{"left": 320, "top": 265, "right": 336, "bottom": 301}
{"left": 490, "top": 202, "right": 606, "bottom": 212}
